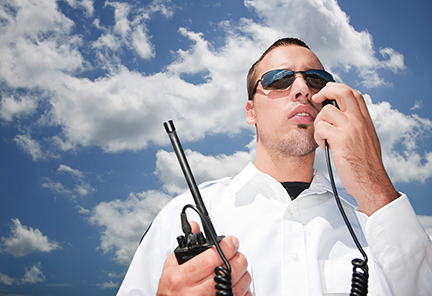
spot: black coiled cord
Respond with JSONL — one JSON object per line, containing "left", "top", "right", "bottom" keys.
{"left": 182, "top": 205, "right": 233, "bottom": 296}
{"left": 214, "top": 266, "right": 233, "bottom": 296}
{"left": 325, "top": 143, "right": 369, "bottom": 296}
{"left": 350, "top": 258, "right": 369, "bottom": 296}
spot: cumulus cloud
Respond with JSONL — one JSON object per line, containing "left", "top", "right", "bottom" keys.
{"left": 0, "top": 262, "right": 46, "bottom": 285}
{"left": 1, "top": 0, "right": 420, "bottom": 159}
{"left": 13, "top": 133, "right": 59, "bottom": 161}
{"left": 42, "top": 165, "right": 95, "bottom": 198}
{"left": 0, "top": 272, "right": 15, "bottom": 285}
{"left": 89, "top": 138, "right": 255, "bottom": 265}
{"left": 89, "top": 190, "right": 172, "bottom": 265}
{"left": 14, "top": 134, "right": 44, "bottom": 161}
{"left": 63, "top": 0, "right": 94, "bottom": 16}
{"left": 1, "top": 219, "right": 60, "bottom": 257}
{"left": 20, "top": 262, "right": 46, "bottom": 284}
{"left": 91, "top": 0, "right": 175, "bottom": 65}
{"left": 155, "top": 139, "right": 255, "bottom": 195}
{"left": 1, "top": 0, "right": 428, "bottom": 268}
{"left": 411, "top": 100, "right": 423, "bottom": 111}
{"left": 365, "top": 95, "right": 432, "bottom": 183}
{"left": 244, "top": 0, "right": 405, "bottom": 87}
{"left": 0, "top": 0, "right": 84, "bottom": 89}
{"left": 97, "top": 280, "right": 120, "bottom": 289}
{"left": 0, "top": 95, "right": 37, "bottom": 122}
{"left": 418, "top": 216, "right": 432, "bottom": 236}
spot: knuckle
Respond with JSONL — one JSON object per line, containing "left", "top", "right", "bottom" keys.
{"left": 159, "top": 271, "right": 183, "bottom": 294}
{"left": 220, "top": 237, "right": 237, "bottom": 258}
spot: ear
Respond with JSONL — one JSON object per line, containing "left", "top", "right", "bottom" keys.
{"left": 246, "top": 100, "right": 256, "bottom": 125}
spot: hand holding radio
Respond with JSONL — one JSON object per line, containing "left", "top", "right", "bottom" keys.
{"left": 157, "top": 225, "right": 252, "bottom": 296}
{"left": 313, "top": 82, "right": 398, "bottom": 216}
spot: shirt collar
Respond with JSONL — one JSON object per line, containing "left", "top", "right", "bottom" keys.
{"left": 227, "top": 162, "right": 358, "bottom": 208}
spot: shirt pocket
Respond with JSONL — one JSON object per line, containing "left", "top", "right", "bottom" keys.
{"left": 319, "top": 259, "right": 379, "bottom": 296}
{"left": 319, "top": 259, "right": 351, "bottom": 295}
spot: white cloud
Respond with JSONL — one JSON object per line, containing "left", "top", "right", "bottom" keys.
{"left": 58, "top": 164, "right": 85, "bottom": 179}
{"left": 0, "top": 0, "right": 84, "bottom": 89}
{"left": 131, "top": 24, "right": 154, "bottom": 59}
{"left": 155, "top": 142, "right": 255, "bottom": 195}
{"left": 14, "top": 134, "right": 44, "bottom": 161}
{"left": 90, "top": 139, "right": 255, "bottom": 265}
{"left": 89, "top": 190, "right": 172, "bottom": 265}
{"left": 97, "top": 280, "right": 120, "bottom": 289}
{"left": 0, "top": 272, "right": 15, "bottom": 285}
{"left": 63, "top": 0, "right": 94, "bottom": 16}
{"left": 1, "top": 219, "right": 60, "bottom": 257}
{"left": 148, "top": 0, "right": 175, "bottom": 18}
{"left": 0, "top": 95, "right": 37, "bottom": 122}
{"left": 2, "top": 0, "right": 421, "bottom": 159}
{"left": 313, "top": 96, "right": 432, "bottom": 185}
{"left": 366, "top": 95, "right": 432, "bottom": 183}
{"left": 108, "top": 2, "right": 132, "bottom": 37}
{"left": 42, "top": 165, "right": 95, "bottom": 198}
{"left": 411, "top": 100, "right": 423, "bottom": 111}
{"left": 20, "top": 262, "right": 46, "bottom": 284}
{"left": 0, "top": 262, "right": 46, "bottom": 285}
{"left": 42, "top": 177, "right": 71, "bottom": 197}
{"left": 92, "top": 1, "right": 158, "bottom": 63}
{"left": 418, "top": 215, "right": 432, "bottom": 236}
{"left": 243, "top": 0, "right": 405, "bottom": 88}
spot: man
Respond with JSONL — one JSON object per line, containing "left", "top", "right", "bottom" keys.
{"left": 117, "top": 38, "right": 432, "bottom": 295}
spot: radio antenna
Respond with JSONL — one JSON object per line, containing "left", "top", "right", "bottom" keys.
{"left": 163, "top": 120, "right": 218, "bottom": 246}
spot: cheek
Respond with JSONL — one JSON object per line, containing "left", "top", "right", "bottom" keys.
{"left": 255, "top": 105, "right": 278, "bottom": 123}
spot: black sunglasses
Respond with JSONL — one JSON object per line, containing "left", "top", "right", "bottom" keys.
{"left": 252, "top": 69, "right": 335, "bottom": 97}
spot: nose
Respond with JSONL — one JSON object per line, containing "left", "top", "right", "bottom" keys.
{"left": 291, "top": 73, "right": 311, "bottom": 101}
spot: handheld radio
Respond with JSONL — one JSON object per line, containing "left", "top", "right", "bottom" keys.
{"left": 164, "top": 120, "right": 233, "bottom": 295}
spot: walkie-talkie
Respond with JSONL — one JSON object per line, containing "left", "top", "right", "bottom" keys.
{"left": 164, "top": 120, "right": 233, "bottom": 295}
{"left": 163, "top": 120, "right": 224, "bottom": 264}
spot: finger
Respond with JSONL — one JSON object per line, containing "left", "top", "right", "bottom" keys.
{"left": 314, "top": 119, "right": 337, "bottom": 150}
{"left": 229, "top": 252, "right": 249, "bottom": 286}
{"left": 314, "top": 83, "right": 370, "bottom": 122}
{"left": 189, "top": 220, "right": 201, "bottom": 234}
{"left": 232, "top": 269, "right": 252, "bottom": 296}
{"left": 180, "top": 236, "right": 240, "bottom": 284}
{"left": 313, "top": 84, "right": 362, "bottom": 124}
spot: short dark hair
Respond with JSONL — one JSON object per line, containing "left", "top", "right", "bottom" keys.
{"left": 247, "top": 38, "right": 310, "bottom": 101}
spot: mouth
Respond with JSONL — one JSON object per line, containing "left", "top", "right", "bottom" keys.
{"left": 288, "top": 105, "right": 317, "bottom": 124}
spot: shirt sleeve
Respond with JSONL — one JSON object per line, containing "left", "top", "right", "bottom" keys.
{"left": 360, "top": 194, "right": 432, "bottom": 295}
{"left": 116, "top": 204, "right": 180, "bottom": 296}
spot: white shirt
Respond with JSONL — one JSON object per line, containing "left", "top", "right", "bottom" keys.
{"left": 117, "top": 163, "right": 432, "bottom": 295}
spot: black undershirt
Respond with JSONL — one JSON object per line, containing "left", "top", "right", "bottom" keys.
{"left": 281, "top": 182, "right": 311, "bottom": 200}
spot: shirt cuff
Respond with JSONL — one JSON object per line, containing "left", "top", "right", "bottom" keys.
{"left": 362, "top": 194, "right": 430, "bottom": 272}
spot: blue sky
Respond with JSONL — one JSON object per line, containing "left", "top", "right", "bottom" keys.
{"left": 0, "top": 0, "right": 431, "bottom": 295}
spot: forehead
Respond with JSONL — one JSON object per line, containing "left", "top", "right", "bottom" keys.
{"left": 257, "top": 45, "right": 324, "bottom": 79}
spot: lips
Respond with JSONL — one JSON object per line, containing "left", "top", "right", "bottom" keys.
{"left": 288, "top": 104, "right": 317, "bottom": 124}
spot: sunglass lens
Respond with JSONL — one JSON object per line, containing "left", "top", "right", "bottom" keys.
{"left": 305, "top": 70, "right": 334, "bottom": 89}
{"left": 262, "top": 70, "right": 294, "bottom": 90}
{"left": 306, "top": 74, "right": 327, "bottom": 89}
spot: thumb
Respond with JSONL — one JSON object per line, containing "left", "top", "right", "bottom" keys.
{"left": 189, "top": 221, "right": 201, "bottom": 234}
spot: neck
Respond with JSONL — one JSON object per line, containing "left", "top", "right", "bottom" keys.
{"left": 254, "top": 143, "right": 315, "bottom": 183}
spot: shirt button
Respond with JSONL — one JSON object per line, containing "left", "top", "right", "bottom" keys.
{"left": 288, "top": 209, "right": 294, "bottom": 216}
{"left": 291, "top": 253, "right": 299, "bottom": 262}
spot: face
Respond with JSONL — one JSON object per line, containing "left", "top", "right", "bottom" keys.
{"left": 246, "top": 45, "right": 324, "bottom": 157}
